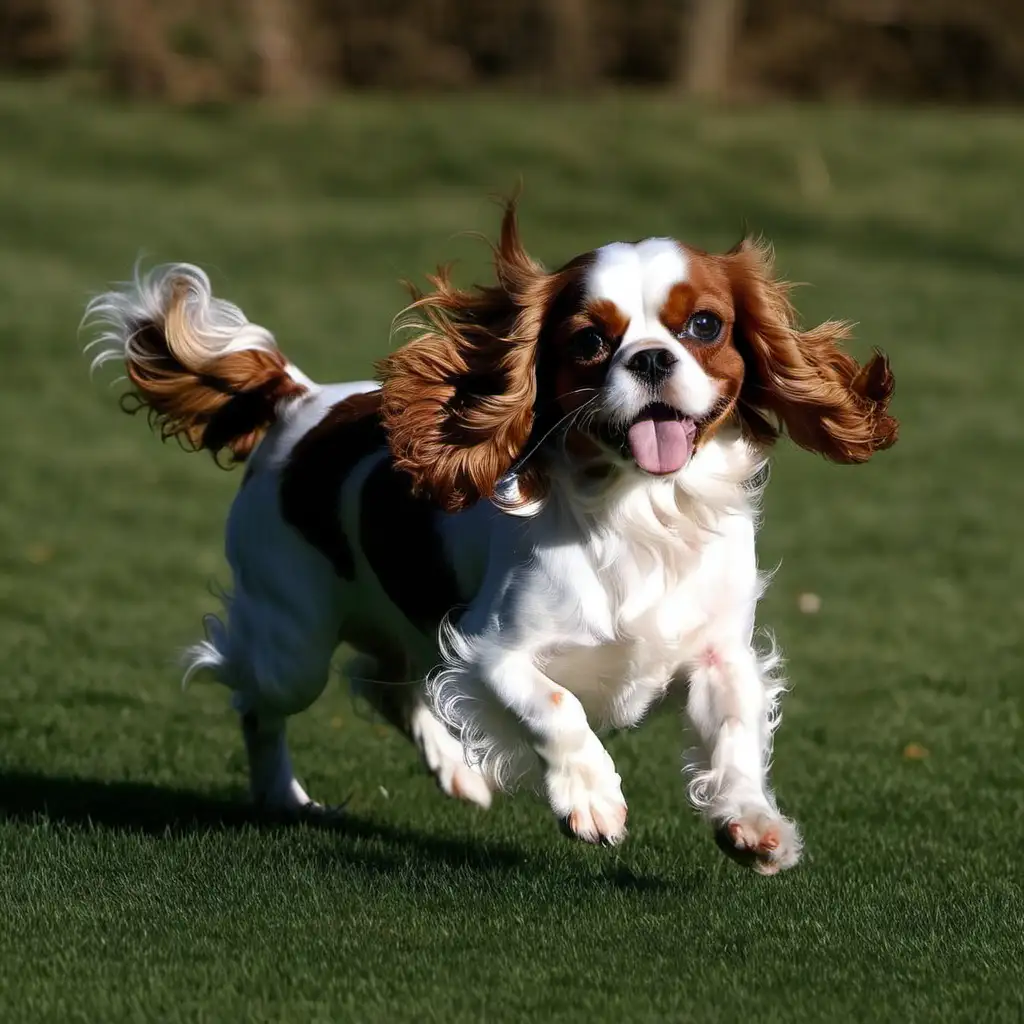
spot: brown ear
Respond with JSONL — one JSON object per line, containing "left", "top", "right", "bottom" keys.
{"left": 727, "top": 238, "right": 898, "bottom": 463}
{"left": 378, "top": 202, "right": 558, "bottom": 512}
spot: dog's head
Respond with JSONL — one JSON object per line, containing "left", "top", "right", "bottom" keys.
{"left": 379, "top": 202, "right": 898, "bottom": 512}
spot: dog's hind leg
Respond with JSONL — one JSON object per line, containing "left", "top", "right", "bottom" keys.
{"left": 189, "top": 590, "right": 339, "bottom": 814}
{"left": 347, "top": 654, "right": 493, "bottom": 809}
{"left": 183, "top": 464, "right": 349, "bottom": 814}
{"left": 239, "top": 709, "right": 317, "bottom": 813}
{"left": 408, "top": 693, "right": 493, "bottom": 808}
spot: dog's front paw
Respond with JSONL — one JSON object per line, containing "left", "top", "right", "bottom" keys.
{"left": 714, "top": 807, "right": 802, "bottom": 875}
{"left": 545, "top": 744, "right": 627, "bottom": 846}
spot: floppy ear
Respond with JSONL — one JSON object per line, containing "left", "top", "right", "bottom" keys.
{"left": 378, "top": 202, "right": 559, "bottom": 512}
{"left": 727, "top": 238, "right": 898, "bottom": 462}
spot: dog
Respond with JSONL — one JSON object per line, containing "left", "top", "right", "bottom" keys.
{"left": 86, "top": 202, "right": 897, "bottom": 873}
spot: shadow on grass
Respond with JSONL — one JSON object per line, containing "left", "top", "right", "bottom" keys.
{"left": 0, "top": 770, "right": 675, "bottom": 892}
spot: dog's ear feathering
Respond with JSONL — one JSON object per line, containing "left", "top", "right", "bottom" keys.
{"left": 378, "top": 201, "right": 558, "bottom": 512}
{"left": 727, "top": 237, "right": 898, "bottom": 462}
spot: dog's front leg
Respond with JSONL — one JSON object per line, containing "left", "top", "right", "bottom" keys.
{"left": 683, "top": 640, "right": 802, "bottom": 874}
{"left": 484, "top": 652, "right": 627, "bottom": 845}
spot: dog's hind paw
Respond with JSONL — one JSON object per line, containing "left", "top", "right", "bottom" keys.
{"left": 410, "top": 703, "right": 494, "bottom": 809}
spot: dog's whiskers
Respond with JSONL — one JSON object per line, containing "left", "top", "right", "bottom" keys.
{"left": 510, "top": 393, "right": 599, "bottom": 475}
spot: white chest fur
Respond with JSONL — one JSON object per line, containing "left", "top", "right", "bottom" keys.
{"left": 544, "top": 488, "right": 760, "bottom": 726}
{"left": 457, "top": 432, "right": 766, "bottom": 731}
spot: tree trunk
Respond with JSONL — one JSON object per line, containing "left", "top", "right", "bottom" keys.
{"left": 548, "top": 0, "right": 594, "bottom": 88}
{"left": 249, "top": 0, "right": 307, "bottom": 97}
{"left": 682, "top": 0, "right": 741, "bottom": 98}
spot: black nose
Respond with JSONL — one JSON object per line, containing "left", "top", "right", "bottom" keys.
{"left": 626, "top": 347, "right": 676, "bottom": 386}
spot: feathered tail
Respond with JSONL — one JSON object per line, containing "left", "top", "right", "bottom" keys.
{"left": 85, "top": 263, "right": 312, "bottom": 463}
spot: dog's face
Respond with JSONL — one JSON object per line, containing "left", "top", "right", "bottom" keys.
{"left": 380, "top": 203, "right": 897, "bottom": 512}
{"left": 544, "top": 240, "right": 745, "bottom": 478}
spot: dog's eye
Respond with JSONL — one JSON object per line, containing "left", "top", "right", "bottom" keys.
{"left": 571, "top": 328, "right": 610, "bottom": 364}
{"left": 684, "top": 311, "right": 723, "bottom": 343}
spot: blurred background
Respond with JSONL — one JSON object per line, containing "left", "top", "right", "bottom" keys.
{"left": 2, "top": 0, "right": 1023, "bottom": 102}
{"left": 1, "top": 3, "right": 1022, "bottom": 1020}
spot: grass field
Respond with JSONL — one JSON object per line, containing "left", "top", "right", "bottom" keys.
{"left": 0, "top": 81, "right": 1022, "bottom": 1022}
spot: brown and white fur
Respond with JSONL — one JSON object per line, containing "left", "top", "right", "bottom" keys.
{"left": 85, "top": 203, "right": 897, "bottom": 874}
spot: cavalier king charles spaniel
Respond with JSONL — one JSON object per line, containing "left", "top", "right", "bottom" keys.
{"left": 86, "top": 202, "right": 897, "bottom": 874}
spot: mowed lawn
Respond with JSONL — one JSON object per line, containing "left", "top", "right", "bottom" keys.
{"left": 0, "top": 82, "right": 1022, "bottom": 1022}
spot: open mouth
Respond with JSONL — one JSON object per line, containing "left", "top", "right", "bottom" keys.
{"left": 600, "top": 403, "right": 698, "bottom": 476}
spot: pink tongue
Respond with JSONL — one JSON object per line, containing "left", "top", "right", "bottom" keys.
{"left": 626, "top": 415, "right": 694, "bottom": 475}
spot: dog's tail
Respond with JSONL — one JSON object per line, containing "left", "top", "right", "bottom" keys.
{"left": 85, "top": 263, "right": 313, "bottom": 463}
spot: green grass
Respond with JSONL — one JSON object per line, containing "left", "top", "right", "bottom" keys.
{"left": 1, "top": 81, "right": 1023, "bottom": 1022}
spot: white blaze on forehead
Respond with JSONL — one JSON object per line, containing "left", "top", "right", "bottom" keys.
{"left": 586, "top": 239, "right": 688, "bottom": 342}
{"left": 587, "top": 238, "right": 718, "bottom": 420}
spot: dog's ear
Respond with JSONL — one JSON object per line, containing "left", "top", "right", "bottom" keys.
{"left": 379, "top": 201, "right": 562, "bottom": 511}
{"left": 726, "top": 237, "right": 898, "bottom": 462}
